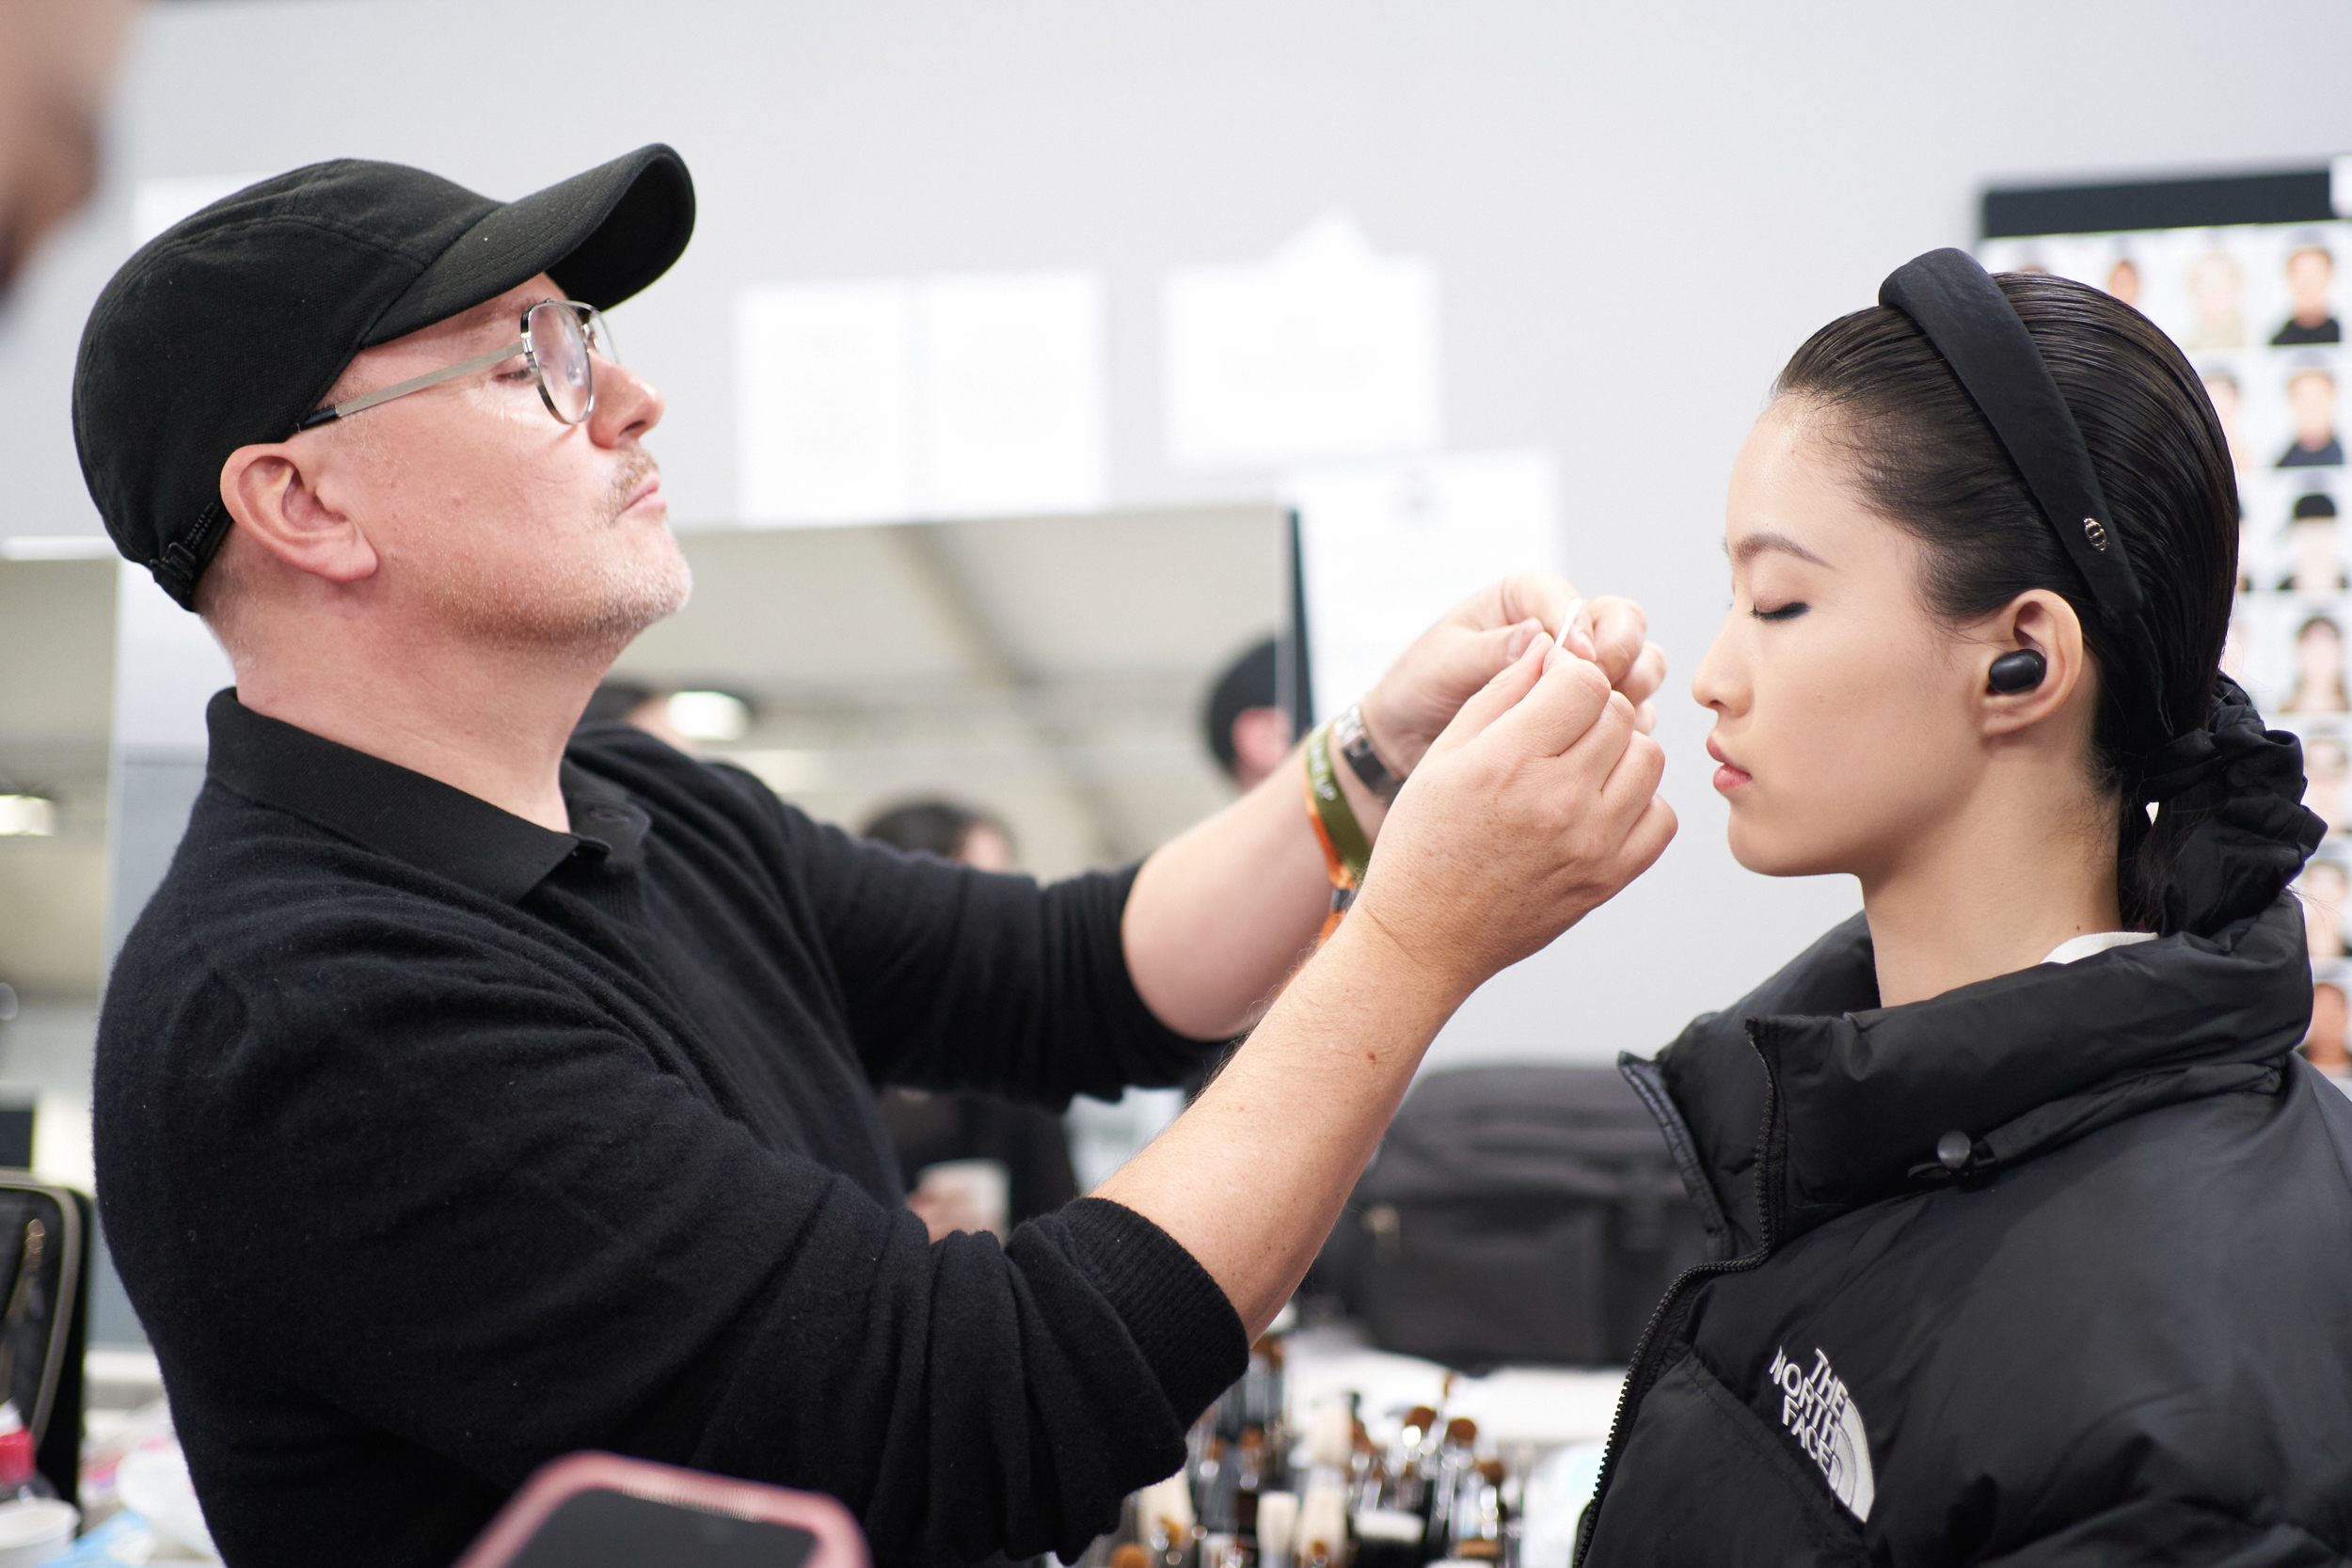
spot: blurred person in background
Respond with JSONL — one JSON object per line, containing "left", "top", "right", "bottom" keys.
{"left": 1203, "top": 636, "right": 1294, "bottom": 791}
{"left": 581, "top": 677, "right": 695, "bottom": 752}
{"left": 2279, "top": 363, "right": 2343, "bottom": 468}
{"left": 0, "top": 0, "right": 136, "bottom": 297}
{"left": 864, "top": 798, "right": 1077, "bottom": 1239}
{"left": 76, "top": 150, "right": 1673, "bottom": 1568}
{"left": 2274, "top": 243, "right": 2341, "bottom": 346}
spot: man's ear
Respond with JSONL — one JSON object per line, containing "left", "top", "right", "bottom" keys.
{"left": 217, "top": 437, "right": 379, "bottom": 585}
{"left": 1979, "top": 589, "right": 2091, "bottom": 737}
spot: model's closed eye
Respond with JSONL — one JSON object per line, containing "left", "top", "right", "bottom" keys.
{"left": 1752, "top": 601, "right": 1809, "bottom": 621}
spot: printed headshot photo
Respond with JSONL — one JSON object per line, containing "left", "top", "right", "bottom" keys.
{"left": 2279, "top": 492, "right": 2348, "bottom": 593}
{"left": 2305, "top": 732, "right": 2352, "bottom": 837}
{"left": 2223, "top": 601, "right": 2252, "bottom": 682}
{"left": 2274, "top": 243, "right": 2342, "bottom": 346}
{"left": 2283, "top": 612, "right": 2351, "bottom": 715}
{"left": 2301, "top": 857, "right": 2352, "bottom": 958}
{"left": 2202, "top": 370, "right": 2255, "bottom": 474}
{"left": 2188, "top": 247, "right": 2247, "bottom": 350}
{"left": 2280, "top": 364, "right": 2344, "bottom": 468}
{"left": 2106, "top": 254, "right": 2141, "bottom": 308}
{"left": 2306, "top": 976, "right": 2352, "bottom": 1094}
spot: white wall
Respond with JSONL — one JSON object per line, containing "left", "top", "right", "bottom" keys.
{"left": 3, "top": 0, "right": 2346, "bottom": 1065}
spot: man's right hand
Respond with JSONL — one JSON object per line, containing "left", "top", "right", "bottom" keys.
{"left": 1096, "top": 608, "right": 1675, "bottom": 1339}
{"left": 1347, "top": 635, "right": 1676, "bottom": 999}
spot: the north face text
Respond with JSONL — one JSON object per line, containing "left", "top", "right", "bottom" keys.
{"left": 1767, "top": 1345, "right": 1876, "bottom": 1521}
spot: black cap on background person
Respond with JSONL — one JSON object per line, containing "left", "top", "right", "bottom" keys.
{"left": 1203, "top": 637, "right": 1294, "bottom": 791}
{"left": 71, "top": 145, "right": 693, "bottom": 608}
{"left": 0, "top": 0, "right": 137, "bottom": 296}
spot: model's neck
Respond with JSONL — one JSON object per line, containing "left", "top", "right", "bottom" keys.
{"left": 1862, "top": 779, "right": 2124, "bottom": 1009}
{"left": 232, "top": 630, "right": 612, "bottom": 833}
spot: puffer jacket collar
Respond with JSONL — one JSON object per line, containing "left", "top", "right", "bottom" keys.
{"left": 1641, "top": 893, "right": 2312, "bottom": 1252}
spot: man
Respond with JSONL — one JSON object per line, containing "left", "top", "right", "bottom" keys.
{"left": 1203, "top": 637, "right": 1295, "bottom": 790}
{"left": 78, "top": 148, "right": 1672, "bottom": 1568}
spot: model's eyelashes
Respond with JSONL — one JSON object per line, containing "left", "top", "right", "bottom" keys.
{"left": 1752, "top": 601, "right": 1810, "bottom": 622}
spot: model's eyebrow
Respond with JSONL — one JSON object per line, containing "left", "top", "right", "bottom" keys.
{"left": 1728, "top": 531, "right": 1832, "bottom": 569}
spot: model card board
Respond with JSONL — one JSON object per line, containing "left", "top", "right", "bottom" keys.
{"left": 1979, "top": 162, "right": 2352, "bottom": 1015}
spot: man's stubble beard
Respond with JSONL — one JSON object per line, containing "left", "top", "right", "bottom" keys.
{"left": 430, "top": 457, "right": 693, "bottom": 657}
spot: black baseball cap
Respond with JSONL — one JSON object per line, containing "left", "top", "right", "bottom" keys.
{"left": 72, "top": 144, "right": 694, "bottom": 610}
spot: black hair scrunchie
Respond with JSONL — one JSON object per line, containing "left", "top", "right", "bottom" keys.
{"left": 2137, "top": 674, "right": 2326, "bottom": 937}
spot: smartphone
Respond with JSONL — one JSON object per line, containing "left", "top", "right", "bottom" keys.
{"left": 453, "top": 1451, "right": 870, "bottom": 1568}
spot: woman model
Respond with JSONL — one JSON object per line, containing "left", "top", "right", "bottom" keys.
{"left": 1575, "top": 252, "right": 2351, "bottom": 1563}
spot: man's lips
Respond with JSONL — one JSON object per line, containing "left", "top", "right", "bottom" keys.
{"left": 1707, "top": 736, "right": 1752, "bottom": 794}
{"left": 621, "top": 469, "right": 664, "bottom": 515}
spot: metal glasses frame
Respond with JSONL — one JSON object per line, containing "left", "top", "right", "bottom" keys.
{"left": 293, "top": 299, "right": 612, "bottom": 435}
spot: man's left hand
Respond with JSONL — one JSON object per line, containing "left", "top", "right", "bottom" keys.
{"left": 1360, "top": 572, "right": 1666, "bottom": 774}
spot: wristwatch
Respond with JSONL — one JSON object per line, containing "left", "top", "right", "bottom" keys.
{"left": 1329, "top": 702, "right": 1406, "bottom": 803}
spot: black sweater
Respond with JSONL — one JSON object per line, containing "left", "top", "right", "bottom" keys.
{"left": 94, "top": 693, "right": 1248, "bottom": 1568}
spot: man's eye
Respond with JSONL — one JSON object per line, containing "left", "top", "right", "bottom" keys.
{"left": 496, "top": 365, "right": 535, "bottom": 383}
{"left": 1752, "top": 602, "right": 1809, "bottom": 622}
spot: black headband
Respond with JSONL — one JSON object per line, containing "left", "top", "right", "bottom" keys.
{"left": 1878, "top": 249, "right": 2178, "bottom": 761}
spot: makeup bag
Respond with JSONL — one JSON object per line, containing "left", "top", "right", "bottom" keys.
{"left": 1319, "top": 1067, "right": 1705, "bottom": 1370}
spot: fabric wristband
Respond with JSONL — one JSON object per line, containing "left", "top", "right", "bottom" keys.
{"left": 1304, "top": 723, "right": 1373, "bottom": 942}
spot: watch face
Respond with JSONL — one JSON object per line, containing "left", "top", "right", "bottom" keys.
{"left": 507, "top": 1490, "right": 819, "bottom": 1568}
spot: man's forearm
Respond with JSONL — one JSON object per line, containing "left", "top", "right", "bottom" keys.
{"left": 1121, "top": 736, "right": 1391, "bottom": 1040}
{"left": 1091, "top": 908, "right": 1460, "bottom": 1337}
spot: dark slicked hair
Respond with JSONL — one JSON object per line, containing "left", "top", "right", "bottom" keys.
{"left": 1774, "top": 272, "right": 2238, "bottom": 927}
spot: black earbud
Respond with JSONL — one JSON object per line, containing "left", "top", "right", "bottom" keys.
{"left": 1986, "top": 649, "right": 2047, "bottom": 694}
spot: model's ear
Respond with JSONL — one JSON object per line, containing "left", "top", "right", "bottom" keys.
{"left": 1977, "top": 589, "right": 2091, "bottom": 737}
{"left": 217, "top": 436, "right": 379, "bottom": 586}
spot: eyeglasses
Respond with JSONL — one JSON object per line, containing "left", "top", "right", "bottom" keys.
{"left": 294, "top": 299, "right": 615, "bottom": 435}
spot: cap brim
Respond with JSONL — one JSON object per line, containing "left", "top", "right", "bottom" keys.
{"left": 367, "top": 143, "right": 694, "bottom": 345}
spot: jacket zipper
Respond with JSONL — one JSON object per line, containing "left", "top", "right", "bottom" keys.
{"left": 1571, "top": 1022, "right": 1786, "bottom": 1566}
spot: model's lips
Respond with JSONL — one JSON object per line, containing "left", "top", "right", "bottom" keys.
{"left": 1707, "top": 735, "right": 1752, "bottom": 795}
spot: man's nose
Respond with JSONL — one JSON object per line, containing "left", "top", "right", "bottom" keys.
{"left": 589, "top": 357, "right": 664, "bottom": 446}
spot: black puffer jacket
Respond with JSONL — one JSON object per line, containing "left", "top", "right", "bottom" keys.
{"left": 1576, "top": 895, "right": 2352, "bottom": 1565}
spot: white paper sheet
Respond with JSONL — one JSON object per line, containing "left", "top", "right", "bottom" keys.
{"left": 736, "top": 280, "right": 918, "bottom": 526}
{"left": 918, "top": 271, "right": 1107, "bottom": 517}
{"left": 1285, "top": 451, "right": 1562, "bottom": 720}
{"left": 736, "top": 271, "right": 1109, "bottom": 526}
{"left": 1164, "top": 212, "right": 1442, "bottom": 469}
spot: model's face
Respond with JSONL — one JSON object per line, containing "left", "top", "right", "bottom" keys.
{"left": 1691, "top": 401, "right": 1986, "bottom": 882}
{"left": 310, "top": 273, "right": 688, "bottom": 651}
{"left": 2291, "top": 372, "right": 2336, "bottom": 444}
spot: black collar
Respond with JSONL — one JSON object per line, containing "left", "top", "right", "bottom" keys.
{"left": 204, "top": 689, "right": 650, "bottom": 903}
{"left": 1651, "top": 897, "right": 2311, "bottom": 1247}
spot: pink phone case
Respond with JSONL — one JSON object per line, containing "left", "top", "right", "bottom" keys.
{"left": 452, "top": 1450, "right": 871, "bottom": 1568}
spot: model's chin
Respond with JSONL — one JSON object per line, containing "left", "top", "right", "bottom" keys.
{"left": 1724, "top": 813, "right": 1841, "bottom": 879}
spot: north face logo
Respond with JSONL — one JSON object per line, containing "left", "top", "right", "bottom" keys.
{"left": 1768, "top": 1346, "right": 1875, "bottom": 1521}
